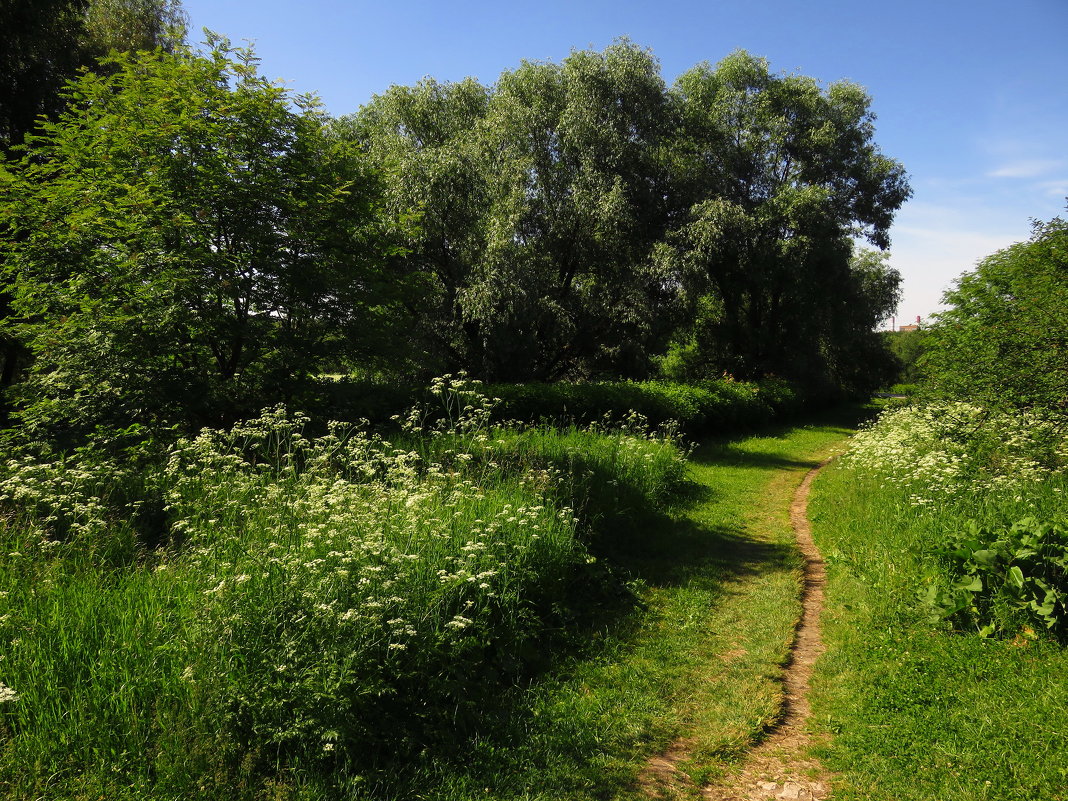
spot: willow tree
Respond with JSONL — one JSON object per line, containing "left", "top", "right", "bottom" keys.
{"left": 338, "top": 76, "right": 493, "bottom": 376}
{"left": 345, "top": 39, "right": 678, "bottom": 381}
{"left": 664, "top": 51, "right": 911, "bottom": 388}
{"left": 469, "top": 40, "right": 677, "bottom": 380}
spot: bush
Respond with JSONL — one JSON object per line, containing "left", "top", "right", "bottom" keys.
{"left": 921, "top": 212, "right": 1068, "bottom": 415}
{"left": 486, "top": 377, "right": 805, "bottom": 436}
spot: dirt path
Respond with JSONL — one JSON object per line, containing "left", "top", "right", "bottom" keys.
{"left": 640, "top": 457, "right": 837, "bottom": 801}
{"left": 698, "top": 457, "right": 836, "bottom": 801}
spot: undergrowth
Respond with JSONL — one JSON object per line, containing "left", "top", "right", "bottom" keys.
{"left": 0, "top": 376, "right": 688, "bottom": 799}
{"left": 810, "top": 400, "right": 1068, "bottom": 800}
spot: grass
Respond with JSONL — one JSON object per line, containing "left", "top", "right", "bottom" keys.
{"left": 383, "top": 409, "right": 863, "bottom": 799}
{"left": 808, "top": 434, "right": 1068, "bottom": 801}
{"left": 0, "top": 397, "right": 864, "bottom": 800}
{"left": 0, "top": 401, "right": 689, "bottom": 800}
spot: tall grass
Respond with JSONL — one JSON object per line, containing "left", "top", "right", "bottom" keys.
{"left": 809, "top": 401, "right": 1068, "bottom": 801}
{"left": 0, "top": 381, "right": 689, "bottom": 799}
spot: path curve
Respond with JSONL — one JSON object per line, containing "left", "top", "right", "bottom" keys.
{"left": 700, "top": 456, "right": 837, "bottom": 801}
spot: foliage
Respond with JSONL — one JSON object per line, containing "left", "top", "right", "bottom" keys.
{"left": 332, "top": 76, "right": 491, "bottom": 378}
{"left": 162, "top": 406, "right": 587, "bottom": 761}
{"left": 0, "top": 0, "right": 186, "bottom": 152}
{"left": 928, "top": 517, "right": 1068, "bottom": 640}
{"left": 810, "top": 454, "right": 1068, "bottom": 801}
{"left": 842, "top": 400, "right": 1068, "bottom": 641}
{"left": 922, "top": 212, "right": 1068, "bottom": 415}
{"left": 343, "top": 39, "right": 677, "bottom": 381}
{"left": 488, "top": 377, "right": 804, "bottom": 435}
{"left": 0, "top": 36, "right": 413, "bottom": 439}
{"left": 882, "top": 327, "right": 929, "bottom": 385}
{"left": 0, "top": 380, "right": 691, "bottom": 798}
{"left": 663, "top": 52, "right": 909, "bottom": 388}
{"left": 306, "top": 374, "right": 808, "bottom": 437}
{"left": 396, "top": 374, "right": 692, "bottom": 548}
{"left": 82, "top": 0, "right": 186, "bottom": 58}
{"left": 844, "top": 401, "right": 1067, "bottom": 507}
{"left": 344, "top": 44, "right": 909, "bottom": 389}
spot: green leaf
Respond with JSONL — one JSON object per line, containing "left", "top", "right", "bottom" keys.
{"left": 953, "top": 575, "right": 983, "bottom": 593}
{"left": 1007, "top": 565, "right": 1026, "bottom": 589}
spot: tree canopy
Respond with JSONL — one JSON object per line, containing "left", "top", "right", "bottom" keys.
{"left": 0, "top": 37, "right": 912, "bottom": 440}
{"left": 922, "top": 212, "right": 1068, "bottom": 414}
{"left": 0, "top": 35, "right": 412, "bottom": 437}
{"left": 0, "top": 0, "right": 187, "bottom": 152}
{"left": 661, "top": 51, "right": 910, "bottom": 387}
{"left": 343, "top": 40, "right": 679, "bottom": 381}
{"left": 343, "top": 44, "right": 909, "bottom": 388}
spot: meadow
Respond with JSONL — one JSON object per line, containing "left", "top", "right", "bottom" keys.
{"left": 0, "top": 376, "right": 697, "bottom": 799}
{"left": 4, "top": 385, "right": 1068, "bottom": 800}
{"left": 2, "top": 13, "right": 1066, "bottom": 799}
{"left": 809, "top": 400, "right": 1068, "bottom": 801}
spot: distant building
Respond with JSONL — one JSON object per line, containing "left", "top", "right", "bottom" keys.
{"left": 897, "top": 315, "right": 922, "bottom": 332}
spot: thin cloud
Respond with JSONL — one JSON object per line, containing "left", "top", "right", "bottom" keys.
{"left": 987, "top": 159, "right": 1067, "bottom": 179}
{"left": 1037, "top": 180, "right": 1068, "bottom": 199}
{"left": 887, "top": 205, "right": 1026, "bottom": 321}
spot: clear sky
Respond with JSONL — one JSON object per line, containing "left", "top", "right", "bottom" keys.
{"left": 181, "top": 0, "right": 1068, "bottom": 328}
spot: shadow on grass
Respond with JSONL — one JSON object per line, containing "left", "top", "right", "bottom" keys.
{"left": 595, "top": 507, "right": 796, "bottom": 593}
{"left": 691, "top": 444, "right": 818, "bottom": 471}
{"left": 311, "top": 405, "right": 864, "bottom": 799}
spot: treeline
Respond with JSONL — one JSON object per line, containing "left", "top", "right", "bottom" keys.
{"left": 880, "top": 211, "right": 1068, "bottom": 412}
{"left": 1, "top": 11, "right": 910, "bottom": 441}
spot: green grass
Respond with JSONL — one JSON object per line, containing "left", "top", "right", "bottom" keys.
{"left": 0, "top": 406, "right": 690, "bottom": 800}
{"left": 0, "top": 403, "right": 864, "bottom": 800}
{"left": 380, "top": 410, "right": 862, "bottom": 800}
{"left": 809, "top": 458, "right": 1068, "bottom": 801}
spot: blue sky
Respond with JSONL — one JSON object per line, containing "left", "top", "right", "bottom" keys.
{"left": 182, "top": 0, "right": 1068, "bottom": 328}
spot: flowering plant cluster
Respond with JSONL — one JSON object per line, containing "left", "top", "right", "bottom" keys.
{"left": 841, "top": 400, "right": 1068, "bottom": 641}
{"left": 162, "top": 404, "right": 581, "bottom": 756}
{"left": 844, "top": 402, "right": 1067, "bottom": 506}
{"left": 0, "top": 377, "right": 690, "bottom": 784}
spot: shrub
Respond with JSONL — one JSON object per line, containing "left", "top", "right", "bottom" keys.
{"left": 487, "top": 377, "right": 804, "bottom": 437}
{"left": 921, "top": 212, "right": 1068, "bottom": 416}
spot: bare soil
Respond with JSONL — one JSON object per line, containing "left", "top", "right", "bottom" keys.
{"left": 639, "top": 458, "right": 836, "bottom": 801}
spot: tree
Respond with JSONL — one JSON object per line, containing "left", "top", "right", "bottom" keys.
{"left": 0, "top": 0, "right": 186, "bottom": 152}
{"left": 335, "top": 76, "right": 493, "bottom": 377}
{"left": 882, "top": 327, "right": 929, "bottom": 385}
{"left": 82, "top": 0, "right": 186, "bottom": 58}
{"left": 0, "top": 36, "right": 411, "bottom": 438}
{"left": 0, "top": 0, "right": 188, "bottom": 400}
{"left": 663, "top": 51, "right": 911, "bottom": 386}
{"left": 344, "top": 39, "right": 679, "bottom": 381}
{"left": 818, "top": 247, "right": 903, "bottom": 393}
{"left": 472, "top": 40, "right": 677, "bottom": 380}
{"left": 921, "top": 213, "right": 1068, "bottom": 414}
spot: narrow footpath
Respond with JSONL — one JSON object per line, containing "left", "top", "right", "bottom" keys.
{"left": 700, "top": 458, "right": 835, "bottom": 801}
{"left": 637, "top": 430, "right": 845, "bottom": 801}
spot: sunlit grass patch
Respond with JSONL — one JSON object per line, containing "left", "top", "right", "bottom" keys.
{"left": 810, "top": 405, "right": 1068, "bottom": 801}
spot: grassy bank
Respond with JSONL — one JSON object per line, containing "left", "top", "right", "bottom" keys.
{"left": 0, "top": 384, "right": 689, "bottom": 800}
{"left": 808, "top": 403, "right": 1068, "bottom": 801}
{"left": 389, "top": 410, "right": 860, "bottom": 800}
{"left": 0, "top": 387, "right": 860, "bottom": 799}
